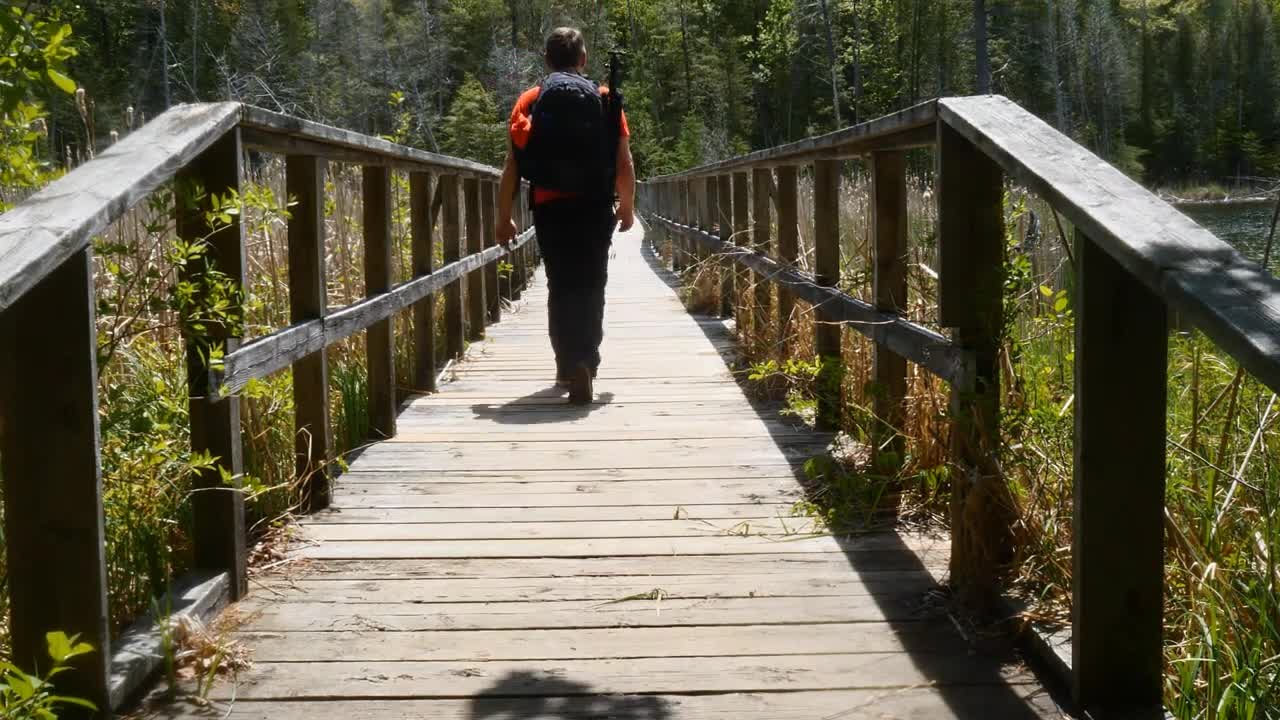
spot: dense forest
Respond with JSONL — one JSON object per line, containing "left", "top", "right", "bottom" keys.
{"left": 19, "top": 0, "right": 1280, "bottom": 189}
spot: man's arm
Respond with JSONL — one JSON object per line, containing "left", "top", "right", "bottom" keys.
{"left": 496, "top": 139, "right": 520, "bottom": 245}
{"left": 615, "top": 135, "right": 635, "bottom": 231}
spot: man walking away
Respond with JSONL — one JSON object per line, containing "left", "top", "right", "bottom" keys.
{"left": 495, "top": 27, "right": 636, "bottom": 406}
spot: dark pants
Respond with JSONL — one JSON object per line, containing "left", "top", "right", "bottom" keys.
{"left": 533, "top": 200, "right": 615, "bottom": 377}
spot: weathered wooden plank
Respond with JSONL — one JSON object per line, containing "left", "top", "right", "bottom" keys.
{"left": 647, "top": 216, "right": 971, "bottom": 387}
{"left": 871, "top": 150, "right": 908, "bottom": 471}
{"left": 936, "top": 117, "right": 1009, "bottom": 608}
{"left": 176, "top": 129, "right": 248, "bottom": 600}
{"left": 286, "top": 155, "right": 331, "bottom": 511}
{"left": 717, "top": 173, "right": 735, "bottom": 317}
{"left": 409, "top": 171, "right": 436, "bottom": 392}
{"left": 207, "top": 653, "right": 1036, "bottom": 701}
{"left": 813, "top": 158, "right": 843, "bottom": 431}
{"left": 295, "top": 533, "right": 945, "bottom": 560}
{"left": 464, "top": 177, "right": 487, "bottom": 340}
{"left": 363, "top": 165, "right": 396, "bottom": 438}
{"left": 306, "top": 505, "right": 799, "bottom": 525}
{"left": 751, "top": 168, "right": 773, "bottom": 351}
{"left": 239, "top": 106, "right": 500, "bottom": 178}
{"left": 301, "top": 517, "right": 820, "bottom": 541}
{"left": 774, "top": 166, "right": 799, "bottom": 354}
{"left": 939, "top": 95, "right": 1280, "bottom": 395}
{"left": 1072, "top": 231, "right": 1167, "bottom": 714}
{"left": 0, "top": 249, "right": 110, "bottom": 714}
{"left": 646, "top": 101, "right": 937, "bottom": 180}
{"left": 152, "top": 687, "right": 1058, "bottom": 720}
{"left": 0, "top": 102, "right": 241, "bottom": 312}
{"left": 237, "top": 623, "right": 957, "bottom": 662}
{"left": 441, "top": 174, "right": 465, "bottom": 359}
{"left": 238, "top": 593, "right": 943, "bottom": 633}
{"left": 253, "top": 571, "right": 936, "bottom": 605}
{"left": 279, "top": 551, "right": 949, "bottom": 580}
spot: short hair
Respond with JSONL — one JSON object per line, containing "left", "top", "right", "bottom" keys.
{"left": 545, "top": 27, "right": 586, "bottom": 70}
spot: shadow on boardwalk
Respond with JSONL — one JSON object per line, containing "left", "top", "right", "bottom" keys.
{"left": 470, "top": 673, "right": 672, "bottom": 720}
{"left": 471, "top": 386, "right": 617, "bottom": 425}
{"left": 636, "top": 225, "right": 1068, "bottom": 719}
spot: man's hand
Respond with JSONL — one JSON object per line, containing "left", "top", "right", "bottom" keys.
{"left": 615, "top": 203, "right": 635, "bottom": 233}
{"left": 497, "top": 216, "right": 518, "bottom": 246}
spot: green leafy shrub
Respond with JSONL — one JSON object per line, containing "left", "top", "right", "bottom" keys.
{"left": 0, "top": 632, "right": 96, "bottom": 720}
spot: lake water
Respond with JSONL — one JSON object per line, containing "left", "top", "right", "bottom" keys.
{"left": 1179, "top": 202, "right": 1277, "bottom": 265}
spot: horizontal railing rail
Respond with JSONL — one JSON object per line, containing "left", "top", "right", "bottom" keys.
{"left": 639, "top": 93, "right": 1280, "bottom": 719}
{"left": 0, "top": 102, "right": 538, "bottom": 716}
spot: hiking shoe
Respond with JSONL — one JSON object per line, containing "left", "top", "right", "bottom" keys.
{"left": 567, "top": 363, "right": 593, "bottom": 406}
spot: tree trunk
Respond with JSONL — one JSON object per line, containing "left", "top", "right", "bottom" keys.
{"left": 974, "top": 0, "right": 990, "bottom": 93}
{"left": 816, "top": 0, "right": 842, "bottom": 127}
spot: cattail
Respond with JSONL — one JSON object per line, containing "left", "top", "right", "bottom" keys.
{"left": 75, "top": 87, "right": 87, "bottom": 119}
{"left": 110, "top": 130, "right": 119, "bottom": 145}
{"left": 126, "top": 106, "right": 135, "bottom": 129}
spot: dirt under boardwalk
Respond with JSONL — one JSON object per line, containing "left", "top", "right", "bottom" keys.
{"left": 148, "top": 220, "right": 1061, "bottom": 719}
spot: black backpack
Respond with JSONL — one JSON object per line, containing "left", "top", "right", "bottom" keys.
{"left": 516, "top": 71, "right": 618, "bottom": 199}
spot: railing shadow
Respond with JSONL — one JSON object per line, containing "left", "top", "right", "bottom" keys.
{"left": 636, "top": 221, "right": 1068, "bottom": 718}
{"left": 469, "top": 672, "right": 672, "bottom": 720}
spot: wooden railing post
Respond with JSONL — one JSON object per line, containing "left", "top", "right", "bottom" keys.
{"left": 732, "top": 171, "right": 750, "bottom": 329}
{"left": 287, "top": 155, "right": 332, "bottom": 511}
{"left": 1073, "top": 231, "right": 1167, "bottom": 715}
{"left": 676, "top": 180, "right": 691, "bottom": 272}
{"left": 512, "top": 191, "right": 527, "bottom": 298}
{"left": 937, "top": 121, "right": 1009, "bottom": 608}
{"left": 464, "top": 177, "right": 486, "bottom": 340}
{"left": 702, "top": 176, "right": 717, "bottom": 298}
{"left": 363, "top": 165, "right": 396, "bottom": 439}
{"left": 813, "top": 159, "right": 843, "bottom": 432}
{"left": 717, "top": 173, "right": 734, "bottom": 318}
{"left": 751, "top": 167, "right": 773, "bottom": 356}
{"left": 0, "top": 248, "right": 110, "bottom": 714}
{"left": 176, "top": 129, "right": 248, "bottom": 601}
{"left": 483, "top": 180, "right": 500, "bottom": 324}
{"left": 775, "top": 166, "right": 799, "bottom": 356}
{"left": 409, "top": 171, "right": 437, "bottom": 392}
{"left": 871, "top": 150, "right": 909, "bottom": 472}
{"left": 441, "top": 174, "right": 465, "bottom": 359}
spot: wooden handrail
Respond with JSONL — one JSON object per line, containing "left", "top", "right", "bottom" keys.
{"left": 0, "top": 102, "right": 538, "bottom": 715}
{"left": 639, "top": 93, "right": 1280, "bottom": 718}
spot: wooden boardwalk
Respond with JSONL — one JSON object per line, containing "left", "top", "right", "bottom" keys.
{"left": 155, "top": 221, "right": 1059, "bottom": 719}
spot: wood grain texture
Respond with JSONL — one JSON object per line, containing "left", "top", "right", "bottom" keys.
{"left": 0, "top": 102, "right": 240, "bottom": 312}
{"left": 939, "top": 95, "right": 1280, "bottom": 395}
{"left": 363, "top": 165, "right": 396, "bottom": 439}
{"left": 409, "top": 171, "right": 436, "bottom": 392}
{"left": 0, "top": 250, "right": 110, "bottom": 714}
{"left": 812, "top": 159, "right": 843, "bottom": 431}
{"left": 287, "top": 155, "right": 331, "bottom": 511}
{"left": 464, "top": 177, "right": 487, "bottom": 341}
{"left": 153, "top": 220, "right": 1053, "bottom": 719}
{"left": 871, "top": 150, "right": 909, "bottom": 471}
{"left": 442, "top": 174, "right": 465, "bottom": 359}
{"left": 176, "top": 129, "right": 248, "bottom": 600}
{"left": 1073, "top": 231, "right": 1167, "bottom": 714}
{"left": 775, "top": 165, "right": 800, "bottom": 352}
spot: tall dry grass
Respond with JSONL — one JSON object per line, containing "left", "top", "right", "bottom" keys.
{"left": 656, "top": 159, "right": 1279, "bottom": 717}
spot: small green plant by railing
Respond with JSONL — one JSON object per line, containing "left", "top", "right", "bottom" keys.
{"left": 0, "top": 632, "right": 96, "bottom": 720}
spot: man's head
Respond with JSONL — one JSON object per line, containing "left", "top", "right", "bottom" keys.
{"left": 545, "top": 27, "right": 587, "bottom": 72}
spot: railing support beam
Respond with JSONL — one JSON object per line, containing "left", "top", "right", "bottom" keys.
{"left": 362, "top": 165, "right": 396, "bottom": 438}
{"left": 410, "top": 171, "right": 437, "bottom": 392}
{"left": 1073, "top": 231, "right": 1167, "bottom": 716}
{"left": 483, "top": 180, "right": 501, "bottom": 324}
{"left": 287, "top": 155, "right": 332, "bottom": 511}
{"left": 442, "top": 174, "right": 465, "bottom": 359}
{"left": 0, "top": 248, "right": 110, "bottom": 716}
{"left": 464, "top": 177, "right": 486, "bottom": 340}
{"left": 871, "top": 150, "right": 909, "bottom": 474}
{"left": 751, "top": 168, "right": 773, "bottom": 357}
{"left": 813, "top": 159, "right": 843, "bottom": 432}
{"left": 717, "top": 173, "right": 734, "bottom": 318}
{"left": 177, "top": 129, "right": 248, "bottom": 601}
{"left": 775, "top": 166, "right": 799, "bottom": 357}
{"left": 937, "top": 120, "right": 1010, "bottom": 610}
